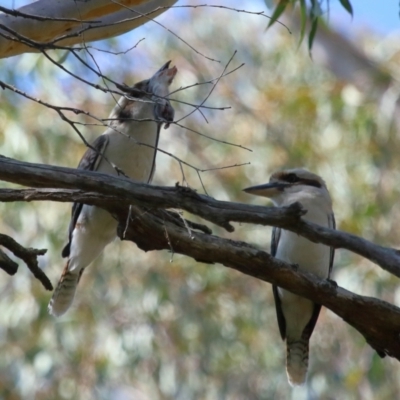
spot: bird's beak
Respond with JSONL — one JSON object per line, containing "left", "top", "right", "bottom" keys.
{"left": 151, "top": 61, "right": 177, "bottom": 85}
{"left": 243, "top": 182, "right": 289, "bottom": 198}
{"left": 158, "top": 60, "right": 172, "bottom": 72}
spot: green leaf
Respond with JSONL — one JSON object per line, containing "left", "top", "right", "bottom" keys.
{"left": 308, "top": 17, "right": 318, "bottom": 55}
{"left": 298, "top": 0, "right": 307, "bottom": 47}
{"left": 267, "top": 0, "right": 290, "bottom": 29}
{"left": 339, "top": 0, "right": 354, "bottom": 16}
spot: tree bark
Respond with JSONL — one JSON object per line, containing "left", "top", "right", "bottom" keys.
{"left": 0, "top": 155, "right": 400, "bottom": 360}
{"left": 0, "top": 155, "right": 399, "bottom": 279}
{"left": 0, "top": 0, "right": 177, "bottom": 58}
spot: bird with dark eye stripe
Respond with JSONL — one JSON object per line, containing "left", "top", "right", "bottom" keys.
{"left": 48, "top": 61, "right": 178, "bottom": 317}
{"left": 243, "top": 168, "right": 335, "bottom": 386}
{"left": 275, "top": 171, "right": 323, "bottom": 189}
{"left": 283, "top": 173, "right": 300, "bottom": 183}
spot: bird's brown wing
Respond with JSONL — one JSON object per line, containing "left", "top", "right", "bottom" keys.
{"left": 328, "top": 212, "right": 336, "bottom": 277}
{"left": 148, "top": 98, "right": 175, "bottom": 182}
{"left": 61, "top": 135, "right": 109, "bottom": 257}
{"left": 272, "top": 214, "right": 336, "bottom": 342}
{"left": 147, "top": 121, "right": 161, "bottom": 184}
{"left": 271, "top": 227, "right": 287, "bottom": 340}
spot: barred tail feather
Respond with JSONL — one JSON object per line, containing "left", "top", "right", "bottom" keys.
{"left": 286, "top": 339, "right": 309, "bottom": 386}
{"left": 48, "top": 261, "right": 84, "bottom": 317}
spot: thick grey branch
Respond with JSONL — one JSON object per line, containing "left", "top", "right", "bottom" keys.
{"left": 0, "top": 155, "right": 399, "bottom": 278}
{"left": 111, "top": 205, "right": 400, "bottom": 361}
{"left": 0, "top": 157, "right": 400, "bottom": 359}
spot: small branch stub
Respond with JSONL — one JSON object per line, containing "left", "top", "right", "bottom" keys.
{"left": 0, "top": 233, "right": 52, "bottom": 290}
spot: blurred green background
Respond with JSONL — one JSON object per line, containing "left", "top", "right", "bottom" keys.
{"left": 1, "top": 1, "right": 400, "bottom": 399}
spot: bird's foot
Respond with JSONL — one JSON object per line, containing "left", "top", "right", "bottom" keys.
{"left": 175, "top": 182, "right": 206, "bottom": 202}
{"left": 292, "top": 263, "right": 300, "bottom": 272}
{"left": 327, "top": 278, "right": 338, "bottom": 288}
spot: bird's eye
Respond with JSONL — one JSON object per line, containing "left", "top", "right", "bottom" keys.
{"left": 285, "top": 173, "right": 299, "bottom": 183}
{"left": 137, "top": 82, "right": 147, "bottom": 92}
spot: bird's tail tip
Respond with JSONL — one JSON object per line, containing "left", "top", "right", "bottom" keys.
{"left": 48, "top": 301, "right": 69, "bottom": 317}
{"left": 48, "top": 262, "right": 83, "bottom": 317}
{"left": 286, "top": 339, "right": 309, "bottom": 386}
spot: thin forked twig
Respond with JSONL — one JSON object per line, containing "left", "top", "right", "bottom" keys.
{"left": 0, "top": 233, "right": 51, "bottom": 290}
{"left": 175, "top": 51, "right": 239, "bottom": 124}
{"left": 168, "top": 63, "right": 245, "bottom": 96}
{"left": 175, "top": 121, "right": 252, "bottom": 152}
{"left": 85, "top": 38, "right": 146, "bottom": 55}
{"left": 110, "top": 0, "right": 221, "bottom": 63}
{"left": 171, "top": 4, "right": 291, "bottom": 33}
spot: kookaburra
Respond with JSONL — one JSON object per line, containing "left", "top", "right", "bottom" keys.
{"left": 48, "top": 61, "right": 177, "bottom": 317}
{"left": 243, "top": 168, "right": 335, "bottom": 386}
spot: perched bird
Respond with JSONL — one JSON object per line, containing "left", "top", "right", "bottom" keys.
{"left": 243, "top": 168, "right": 335, "bottom": 386}
{"left": 48, "top": 61, "right": 178, "bottom": 317}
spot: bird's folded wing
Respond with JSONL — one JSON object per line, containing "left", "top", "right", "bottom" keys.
{"left": 61, "top": 135, "right": 109, "bottom": 258}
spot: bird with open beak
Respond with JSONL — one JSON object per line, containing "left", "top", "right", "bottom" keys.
{"left": 48, "top": 61, "right": 178, "bottom": 317}
{"left": 243, "top": 168, "right": 335, "bottom": 386}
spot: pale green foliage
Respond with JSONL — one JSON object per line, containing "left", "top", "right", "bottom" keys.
{"left": 1, "top": 3, "right": 400, "bottom": 399}
{"left": 265, "top": 0, "right": 354, "bottom": 51}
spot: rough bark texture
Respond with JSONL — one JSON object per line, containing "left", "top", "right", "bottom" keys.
{"left": 114, "top": 206, "right": 400, "bottom": 361}
{"left": 0, "top": 155, "right": 399, "bottom": 278}
{"left": 0, "top": 155, "right": 400, "bottom": 360}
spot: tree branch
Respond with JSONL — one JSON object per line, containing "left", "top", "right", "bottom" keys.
{"left": 0, "top": 0, "right": 177, "bottom": 59}
{"left": 0, "top": 247, "right": 18, "bottom": 275}
{"left": 115, "top": 205, "right": 400, "bottom": 361}
{"left": 0, "top": 233, "right": 51, "bottom": 290}
{"left": 0, "top": 155, "right": 399, "bottom": 279}
{"left": 1, "top": 156, "right": 400, "bottom": 359}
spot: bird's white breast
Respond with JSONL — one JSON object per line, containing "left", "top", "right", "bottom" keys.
{"left": 72, "top": 106, "right": 160, "bottom": 266}
{"left": 276, "top": 202, "right": 331, "bottom": 278}
{"left": 98, "top": 113, "right": 158, "bottom": 182}
{"left": 275, "top": 196, "right": 332, "bottom": 338}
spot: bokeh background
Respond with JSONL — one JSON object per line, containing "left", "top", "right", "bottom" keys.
{"left": 1, "top": 1, "right": 400, "bottom": 399}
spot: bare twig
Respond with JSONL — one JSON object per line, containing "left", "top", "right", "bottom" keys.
{"left": 114, "top": 204, "right": 400, "bottom": 361}
{"left": 111, "top": 0, "right": 221, "bottom": 63}
{"left": 85, "top": 38, "right": 145, "bottom": 54}
{"left": 0, "top": 3, "right": 290, "bottom": 59}
{"left": 168, "top": 63, "right": 245, "bottom": 96}
{"left": 0, "top": 6, "right": 101, "bottom": 23}
{"left": 176, "top": 51, "right": 240, "bottom": 123}
{"left": 200, "top": 162, "right": 251, "bottom": 172}
{"left": 0, "top": 233, "right": 51, "bottom": 290}
{"left": 1, "top": 78, "right": 249, "bottom": 184}
{"left": 0, "top": 248, "right": 18, "bottom": 275}
{"left": 170, "top": 4, "right": 291, "bottom": 33}
{"left": 175, "top": 121, "right": 252, "bottom": 152}
{"left": 0, "top": 158, "right": 398, "bottom": 279}
{"left": 1, "top": 160, "right": 400, "bottom": 358}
